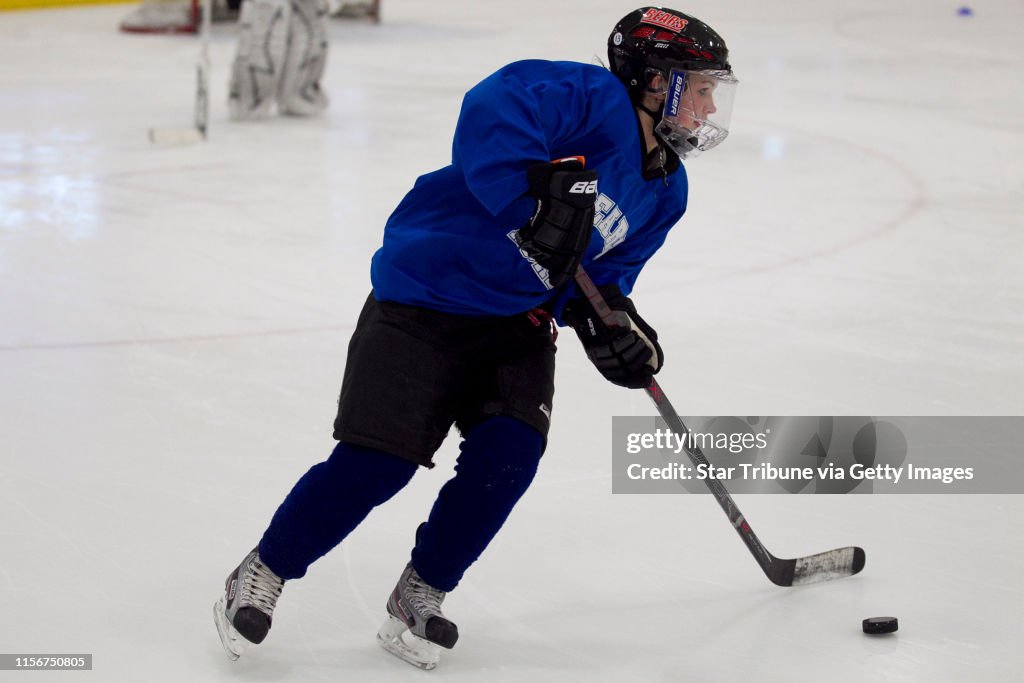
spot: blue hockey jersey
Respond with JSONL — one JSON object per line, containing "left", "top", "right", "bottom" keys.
{"left": 370, "top": 60, "right": 688, "bottom": 319}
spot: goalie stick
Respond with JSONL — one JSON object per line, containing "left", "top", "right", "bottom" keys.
{"left": 149, "top": 0, "right": 211, "bottom": 145}
{"left": 194, "top": 0, "right": 211, "bottom": 138}
{"left": 573, "top": 264, "right": 865, "bottom": 586}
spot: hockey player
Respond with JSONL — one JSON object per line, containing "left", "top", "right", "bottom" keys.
{"left": 227, "top": 0, "right": 330, "bottom": 118}
{"left": 214, "top": 6, "right": 737, "bottom": 670}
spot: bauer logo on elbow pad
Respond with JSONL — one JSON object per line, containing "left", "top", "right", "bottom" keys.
{"left": 569, "top": 180, "right": 598, "bottom": 194}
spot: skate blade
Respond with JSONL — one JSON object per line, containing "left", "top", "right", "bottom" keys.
{"left": 213, "top": 596, "right": 246, "bottom": 661}
{"left": 227, "top": 98, "right": 274, "bottom": 121}
{"left": 377, "top": 615, "right": 441, "bottom": 670}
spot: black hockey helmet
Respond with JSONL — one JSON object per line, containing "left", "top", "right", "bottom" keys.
{"left": 608, "top": 7, "right": 737, "bottom": 159}
{"left": 608, "top": 7, "right": 732, "bottom": 97}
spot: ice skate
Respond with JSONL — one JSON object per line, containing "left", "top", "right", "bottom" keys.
{"left": 279, "top": 86, "right": 329, "bottom": 117}
{"left": 377, "top": 562, "right": 458, "bottom": 670}
{"left": 213, "top": 547, "right": 284, "bottom": 660}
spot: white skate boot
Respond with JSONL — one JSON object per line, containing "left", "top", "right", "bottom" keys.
{"left": 377, "top": 562, "right": 458, "bottom": 670}
{"left": 213, "top": 547, "right": 285, "bottom": 660}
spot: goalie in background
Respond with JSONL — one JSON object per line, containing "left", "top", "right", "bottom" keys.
{"left": 228, "top": 0, "right": 330, "bottom": 118}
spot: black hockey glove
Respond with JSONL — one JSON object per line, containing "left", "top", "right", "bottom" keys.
{"left": 517, "top": 158, "right": 598, "bottom": 288}
{"left": 563, "top": 284, "right": 664, "bottom": 389}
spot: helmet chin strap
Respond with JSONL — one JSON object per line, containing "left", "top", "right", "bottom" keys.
{"left": 635, "top": 102, "right": 693, "bottom": 159}
{"left": 634, "top": 86, "right": 689, "bottom": 151}
{"left": 636, "top": 100, "right": 662, "bottom": 121}
{"left": 633, "top": 89, "right": 698, "bottom": 162}
{"left": 633, "top": 94, "right": 666, "bottom": 150}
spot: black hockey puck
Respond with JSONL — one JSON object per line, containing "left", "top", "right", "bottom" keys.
{"left": 862, "top": 617, "right": 898, "bottom": 634}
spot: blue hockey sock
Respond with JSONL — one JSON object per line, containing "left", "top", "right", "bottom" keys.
{"left": 258, "top": 443, "right": 418, "bottom": 580}
{"left": 411, "top": 416, "right": 543, "bottom": 591}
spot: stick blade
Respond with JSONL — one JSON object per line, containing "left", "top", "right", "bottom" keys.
{"left": 149, "top": 126, "right": 205, "bottom": 147}
{"left": 771, "top": 546, "right": 865, "bottom": 587}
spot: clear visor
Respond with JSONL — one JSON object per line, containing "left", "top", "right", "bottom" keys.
{"left": 649, "top": 68, "right": 738, "bottom": 159}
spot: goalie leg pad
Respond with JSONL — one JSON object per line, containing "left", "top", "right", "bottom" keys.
{"left": 277, "top": 0, "right": 330, "bottom": 116}
{"left": 228, "top": 0, "right": 291, "bottom": 120}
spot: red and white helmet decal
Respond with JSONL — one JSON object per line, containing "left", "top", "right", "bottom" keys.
{"left": 640, "top": 9, "right": 688, "bottom": 33}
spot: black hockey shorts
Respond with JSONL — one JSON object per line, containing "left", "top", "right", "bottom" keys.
{"left": 333, "top": 293, "right": 557, "bottom": 467}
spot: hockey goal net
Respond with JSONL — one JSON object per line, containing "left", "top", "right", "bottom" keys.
{"left": 119, "top": 0, "right": 380, "bottom": 34}
{"left": 120, "top": 0, "right": 201, "bottom": 33}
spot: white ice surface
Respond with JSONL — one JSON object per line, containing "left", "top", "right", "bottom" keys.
{"left": 1, "top": 1, "right": 1022, "bottom": 681}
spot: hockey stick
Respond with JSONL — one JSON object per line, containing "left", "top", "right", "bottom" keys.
{"left": 573, "top": 265, "right": 865, "bottom": 586}
{"left": 332, "top": 0, "right": 381, "bottom": 22}
{"left": 194, "top": 0, "right": 212, "bottom": 138}
{"left": 149, "top": 0, "right": 211, "bottom": 146}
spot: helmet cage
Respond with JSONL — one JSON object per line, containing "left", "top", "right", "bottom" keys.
{"left": 648, "top": 67, "right": 737, "bottom": 159}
